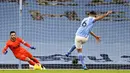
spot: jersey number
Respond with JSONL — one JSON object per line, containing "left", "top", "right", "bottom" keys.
{"left": 82, "top": 21, "right": 87, "bottom": 27}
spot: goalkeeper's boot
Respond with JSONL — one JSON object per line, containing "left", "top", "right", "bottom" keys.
{"left": 34, "top": 64, "right": 39, "bottom": 70}
{"left": 42, "top": 65, "right": 46, "bottom": 70}
{"left": 37, "top": 64, "right": 43, "bottom": 70}
{"left": 37, "top": 64, "right": 46, "bottom": 70}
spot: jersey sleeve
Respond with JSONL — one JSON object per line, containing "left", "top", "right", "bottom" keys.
{"left": 91, "top": 17, "right": 96, "bottom": 23}
{"left": 2, "top": 42, "right": 9, "bottom": 54}
{"left": 18, "top": 37, "right": 31, "bottom": 48}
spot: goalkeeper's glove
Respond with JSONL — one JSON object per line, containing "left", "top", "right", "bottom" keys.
{"left": 30, "top": 46, "right": 36, "bottom": 50}
{"left": 3, "top": 50, "right": 8, "bottom": 55}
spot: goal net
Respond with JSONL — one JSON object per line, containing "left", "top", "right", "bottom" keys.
{"left": 0, "top": 0, "right": 130, "bottom": 69}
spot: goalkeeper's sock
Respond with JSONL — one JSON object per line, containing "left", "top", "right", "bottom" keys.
{"left": 32, "top": 58, "right": 40, "bottom": 63}
{"left": 78, "top": 53, "right": 87, "bottom": 69}
{"left": 28, "top": 60, "right": 36, "bottom": 66}
{"left": 65, "top": 45, "right": 76, "bottom": 57}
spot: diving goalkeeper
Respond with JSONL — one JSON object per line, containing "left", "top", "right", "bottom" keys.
{"left": 2, "top": 31, "right": 43, "bottom": 69}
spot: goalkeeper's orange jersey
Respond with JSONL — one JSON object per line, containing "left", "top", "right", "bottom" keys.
{"left": 2, "top": 37, "right": 31, "bottom": 55}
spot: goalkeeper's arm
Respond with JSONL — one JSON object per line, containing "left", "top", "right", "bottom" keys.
{"left": 2, "top": 44, "right": 9, "bottom": 55}
{"left": 19, "top": 38, "right": 36, "bottom": 50}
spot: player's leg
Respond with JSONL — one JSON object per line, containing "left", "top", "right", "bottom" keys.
{"left": 16, "top": 53, "right": 43, "bottom": 70}
{"left": 16, "top": 54, "right": 36, "bottom": 66}
{"left": 76, "top": 44, "right": 87, "bottom": 70}
{"left": 26, "top": 57, "right": 36, "bottom": 66}
{"left": 30, "top": 57, "right": 40, "bottom": 64}
{"left": 75, "top": 36, "right": 88, "bottom": 70}
{"left": 26, "top": 57, "right": 42, "bottom": 70}
{"left": 65, "top": 44, "right": 76, "bottom": 57}
{"left": 30, "top": 57, "right": 46, "bottom": 70}
{"left": 26, "top": 51, "right": 45, "bottom": 69}
{"left": 22, "top": 50, "right": 40, "bottom": 64}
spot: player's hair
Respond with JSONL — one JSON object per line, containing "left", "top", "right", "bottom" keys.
{"left": 10, "top": 31, "right": 16, "bottom": 35}
{"left": 88, "top": 11, "right": 97, "bottom": 16}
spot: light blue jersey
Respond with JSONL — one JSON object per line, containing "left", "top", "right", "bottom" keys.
{"left": 76, "top": 16, "right": 95, "bottom": 37}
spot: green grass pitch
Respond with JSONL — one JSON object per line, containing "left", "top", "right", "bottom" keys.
{"left": 0, "top": 70, "right": 130, "bottom": 73}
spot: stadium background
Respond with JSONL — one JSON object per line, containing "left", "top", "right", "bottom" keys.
{"left": 0, "top": 0, "right": 130, "bottom": 69}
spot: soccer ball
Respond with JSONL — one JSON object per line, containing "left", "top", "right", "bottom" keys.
{"left": 34, "top": 64, "right": 42, "bottom": 70}
{"left": 29, "top": 64, "right": 44, "bottom": 70}
{"left": 72, "top": 58, "right": 78, "bottom": 65}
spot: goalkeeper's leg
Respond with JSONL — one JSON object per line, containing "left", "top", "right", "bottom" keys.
{"left": 16, "top": 53, "right": 43, "bottom": 70}
{"left": 25, "top": 57, "right": 43, "bottom": 70}
{"left": 30, "top": 56, "right": 46, "bottom": 70}
{"left": 24, "top": 51, "right": 40, "bottom": 64}
{"left": 31, "top": 57, "right": 40, "bottom": 63}
{"left": 23, "top": 51, "right": 45, "bottom": 69}
{"left": 16, "top": 55, "right": 36, "bottom": 66}
{"left": 28, "top": 59, "right": 36, "bottom": 66}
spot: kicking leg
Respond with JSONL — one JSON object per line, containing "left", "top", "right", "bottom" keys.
{"left": 65, "top": 44, "right": 76, "bottom": 57}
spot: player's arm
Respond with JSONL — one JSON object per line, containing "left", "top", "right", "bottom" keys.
{"left": 20, "top": 39, "right": 31, "bottom": 48}
{"left": 94, "top": 10, "right": 112, "bottom": 21}
{"left": 90, "top": 31, "right": 101, "bottom": 43}
{"left": 2, "top": 43, "right": 9, "bottom": 54}
{"left": 19, "top": 38, "right": 36, "bottom": 50}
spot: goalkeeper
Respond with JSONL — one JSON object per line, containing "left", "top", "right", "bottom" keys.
{"left": 2, "top": 31, "right": 42, "bottom": 68}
